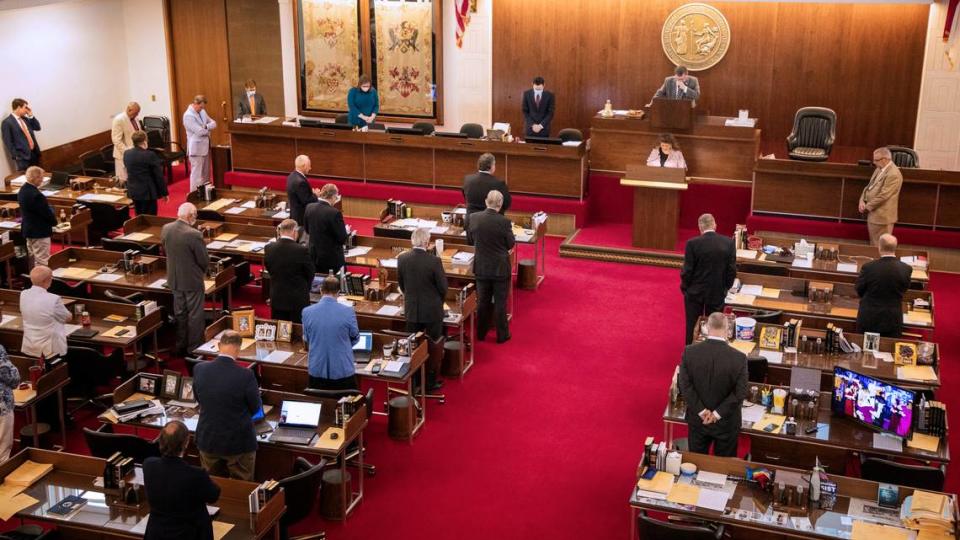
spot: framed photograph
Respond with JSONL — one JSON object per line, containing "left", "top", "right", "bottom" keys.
{"left": 758, "top": 326, "right": 782, "bottom": 350}
{"left": 161, "top": 370, "right": 181, "bottom": 399}
{"left": 276, "top": 320, "right": 293, "bottom": 343}
{"left": 255, "top": 323, "right": 276, "bottom": 342}
{"left": 233, "top": 310, "right": 256, "bottom": 337}
{"left": 137, "top": 374, "right": 159, "bottom": 396}
{"left": 894, "top": 342, "right": 917, "bottom": 366}
{"left": 877, "top": 483, "right": 899, "bottom": 508}
{"left": 863, "top": 332, "right": 881, "bottom": 352}
{"left": 178, "top": 377, "right": 195, "bottom": 402}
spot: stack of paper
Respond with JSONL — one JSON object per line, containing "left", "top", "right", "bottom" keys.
{"left": 4, "top": 460, "right": 53, "bottom": 487}
{"left": 898, "top": 365, "right": 937, "bottom": 382}
{"left": 902, "top": 491, "right": 955, "bottom": 537}
{"left": 451, "top": 251, "right": 475, "bottom": 264}
{"left": 636, "top": 471, "right": 674, "bottom": 495}
{"left": 752, "top": 413, "right": 786, "bottom": 434}
{"left": 851, "top": 521, "right": 912, "bottom": 540}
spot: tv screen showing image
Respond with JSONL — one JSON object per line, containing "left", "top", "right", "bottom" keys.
{"left": 831, "top": 367, "right": 915, "bottom": 438}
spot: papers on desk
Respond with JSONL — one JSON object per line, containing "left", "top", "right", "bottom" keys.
{"left": 696, "top": 487, "right": 731, "bottom": 512}
{"left": 41, "top": 190, "right": 59, "bottom": 197}
{"left": 274, "top": 211, "right": 290, "bottom": 219}
{"left": 752, "top": 413, "right": 786, "bottom": 433}
{"left": 375, "top": 305, "right": 402, "bottom": 317}
{"left": 9, "top": 175, "right": 27, "bottom": 186}
{"left": 203, "top": 199, "right": 236, "bottom": 211}
{"left": 252, "top": 116, "right": 279, "bottom": 124}
{"left": 13, "top": 386, "right": 37, "bottom": 405}
{"left": 120, "top": 232, "right": 153, "bottom": 242}
{"left": 758, "top": 349, "right": 783, "bottom": 364}
{"left": 5, "top": 460, "right": 53, "bottom": 487}
{"left": 724, "top": 117, "right": 756, "bottom": 127}
{"left": 214, "top": 233, "right": 238, "bottom": 241}
{"left": 225, "top": 206, "right": 246, "bottom": 214}
{"left": 667, "top": 482, "right": 700, "bottom": 506}
{"left": 694, "top": 471, "right": 727, "bottom": 489}
{"left": 0, "top": 221, "right": 18, "bottom": 229}
{"left": 837, "top": 262, "right": 859, "bottom": 273}
{"left": 430, "top": 226, "right": 450, "bottom": 235}
{"left": 380, "top": 258, "right": 398, "bottom": 269}
{"left": 212, "top": 521, "right": 234, "bottom": 540}
{"left": 898, "top": 365, "right": 937, "bottom": 382}
{"left": 148, "top": 278, "right": 168, "bottom": 289}
{"left": 78, "top": 193, "right": 123, "bottom": 203}
{"left": 759, "top": 287, "right": 781, "bottom": 299}
{"left": 792, "top": 257, "right": 813, "bottom": 269}
{"left": 736, "top": 249, "right": 758, "bottom": 260}
{"left": 53, "top": 267, "right": 98, "bottom": 280}
{"left": 739, "top": 284, "right": 764, "bottom": 296}
{"left": 392, "top": 218, "right": 438, "bottom": 229}
{"left": 197, "top": 339, "right": 219, "bottom": 354}
{"left": 636, "top": 471, "right": 674, "bottom": 494}
{"left": 64, "top": 324, "right": 83, "bottom": 336}
{"left": 904, "top": 311, "right": 933, "bottom": 326}
{"left": 515, "top": 231, "right": 533, "bottom": 242}
{"left": 451, "top": 251, "right": 474, "bottom": 264}
{"left": 741, "top": 402, "right": 767, "bottom": 424}
{"left": 0, "top": 314, "right": 17, "bottom": 327}
{"left": 260, "top": 350, "right": 293, "bottom": 364}
{"left": 207, "top": 241, "right": 227, "bottom": 250}
{"left": 850, "top": 520, "right": 912, "bottom": 540}
{"left": 382, "top": 360, "right": 405, "bottom": 374}
{"left": 730, "top": 340, "right": 755, "bottom": 355}
{"left": 872, "top": 432, "right": 903, "bottom": 452}
{"left": 91, "top": 272, "right": 123, "bottom": 282}
{"left": 727, "top": 293, "right": 755, "bottom": 305}
{"left": 241, "top": 200, "right": 257, "bottom": 208}
{"left": 0, "top": 492, "right": 39, "bottom": 521}
{"left": 907, "top": 432, "right": 941, "bottom": 453}
{"left": 102, "top": 325, "right": 136, "bottom": 339}
{"left": 314, "top": 427, "right": 346, "bottom": 451}
{"left": 345, "top": 246, "right": 373, "bottom": 258}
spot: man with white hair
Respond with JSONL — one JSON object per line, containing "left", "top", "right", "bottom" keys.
{"left": 161, "top": 202, "right": 210, "bottom": 354}
{"left": 286, "top": 155, "right": 320, "bottom": 227}
{"left": 183, "top": 95, "right": 217, "bottom": 191}
{"left": 859, "top": 147, "right": 903, "bottom": 245}
{"left": 111, "top": 101, "right": 141, "bottom": 181}
{"left": 398, "top": 228, "right": 448, "bottom": 390}
{"left": 20, "top": 265, "right": 72, "bottom": 360}
{"left": 680, "top": 213, "right": 736, "bottom": 344}
{"left": 17, "top": 166, "right": 57, "bottom": 267}
{"left": 467, "top": 190, "right": 515, "bottom": 343}
{"left": 264, "top": 218, "right": 314, "bottom": 323}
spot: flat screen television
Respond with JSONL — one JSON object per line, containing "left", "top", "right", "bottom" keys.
{"left": 831, "top": 367, "right": 915, "bottom": 438}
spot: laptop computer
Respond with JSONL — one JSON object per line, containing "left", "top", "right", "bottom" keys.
{"left": 48, "top": 171, "right": 71, "bottom": 189}
{"left": 268, "top": 400, "right": 322, "bottom": 445}
{"left": 353, "top": 331, "right": 373, "bottom": 364}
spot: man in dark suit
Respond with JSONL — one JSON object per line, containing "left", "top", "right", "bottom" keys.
{"left": 123, "top": 130, "right": 168, "bottom": 215}
{"left": 521, "top": 76, "right": 555, "bottom": 138}
{"left": 650, "top": 65, "right": 701, "bottom": 106}
{"left": 143, "top": 420, "right": 221, "bottom": 540}
{"left": 398, "top": 227, "right": 448, "bottom": 390}
{"left": 681, "top": 213, "right": 736, "bottom": 344}
{"left": 236, "top": 79, "right": 267, "bottom": 118}
{"left": 463, "top": 153, "right": 511, "bottom": 216}
{"left": 264, "top": 219, "right": 315, "bottom": 323}
{"left": 1, "top": 98, "right": 41, "bottom": 171}
{"left": 160, "top": 203, "right": 209, "bottom": 355}
{"left": 286, "top": 154, "right": 318, "bottom": 227}
{"left": 304, "top": 183, "right": 349, "bottom": 274}
{"left": 467, "top": 191, "right": 515, "bottom": 343}
{"left": 856, "top": 234, "right": 912, "bottom": 337}
{"left": 193, "top": 331, "right": 262, "bottom": 481}
{"left": 678, "top": 312, "right": 748, "bottom": 457}
{"left": 17, "top": 166, "right": 56, "bottom": 268}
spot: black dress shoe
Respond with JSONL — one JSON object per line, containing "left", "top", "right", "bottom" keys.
{"left": 496, "top": 334, "right": 512, "bottom": 344}
{"left": 427, "top": 380, "right": 444, "bottom": 392}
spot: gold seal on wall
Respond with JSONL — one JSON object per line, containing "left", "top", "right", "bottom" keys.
{"left": 661, "top": 3, "right": 730, "bottom": 71}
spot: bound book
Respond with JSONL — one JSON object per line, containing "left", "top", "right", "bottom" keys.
{"left": 48, "top": 494, "right": 87, "bottom": 516}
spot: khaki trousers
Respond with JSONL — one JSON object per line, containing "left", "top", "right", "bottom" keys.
{"left": 0, "top": 411, "right": 14, "bottom": 462}
{"left": 868, "top": 222, "right": 894, "bottom": 246}
{"left": 114, "top": 158, "right": 127, "bottom": 181}
{"left": 26, "top": 237, "right": 51, "bottom": 267}
{"left": 200, "top": 450, "right": 256, "bottom": 480}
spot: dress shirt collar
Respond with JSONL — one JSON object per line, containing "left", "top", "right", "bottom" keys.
{"left": 413, "top": 246, "right": 427, "bottom": 252}
{"left": 880, "top": 254, "right": 897, "bottom": 259}
{"left": 706, "top": 335, "right": 727, "bottom": 342}
{"left": 478, "top": 170, "right": 492, "bottom": 175}
{"left": 702, "top": 229, "right": 716, "bottom": 235}
{"left": 535, "top": 90, "right": 542, "bottom": 99}
{"left": 279, "top": 235, "right": 297, "bottom": 242}
{"left": 320, "top": 295, "right": 338, "bottom": 303}
{"left": 217, "top": 353, "right": 237, "bottom": 362}
{"left": 879, "top": 162, "right": 892, "bottom": 176}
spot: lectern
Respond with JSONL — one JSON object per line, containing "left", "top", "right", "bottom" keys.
{"left": 648, "top": 98, "right": 694, "bottom": 130}
{"left": 620, "top": 164, "right": 688, "bottom": 250}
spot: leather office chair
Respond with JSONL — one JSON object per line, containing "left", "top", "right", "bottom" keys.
{"left": 277, "top": 457, "right": 328, "bottom": 540}
{"left": 100, "top": 237, "right": 161, "bottom": 256}
{"left": 0, "top": 525, "right": 54, "bottom": 540}
{"left": 786, "top": 107, "right": 836, "bottom": 162}
{"left": 335, "top": 113, "right": 349, "bottom": 124}
{"left": 459, "top": 123, "right": 485, "bottom": 139}
{"left": 141, "top": 115, "right": 171, "bottom": 142}
{"left": 83, "top": 424, "right": 160, "bottom": 464}
{"left": 558, "top": 128, "right": 583, "bottom": 143}
{"left": 747, "top": 356, "right": 768, "bottom": 383}
{"left": 412, "top": 122, "right": 435, "bottom": 135}
{"left": 64, "top": 346, "right": 123, "bottom": 417}
{"left": 145, "top": 128, "right": 188, "bottom": 183}
{"left": 888, "top": 146, "right": 919, "bottom": 168}
{"left": 197, "top": 209, "right": 226, "bottom": 222}
{"left": 184, "top": 356, "right": 207, "bottom": 376}
{"left": 368, "top": 122, "right": 386, "bottom": 131}
{"left": 99, "top": 144, "right": 116, "bottom": 175}
{"left": 303, "top": 387, "right": 377, "bottom": 476}
{"left": 748, "top": 309, "right": 783, "bottom": 325}
{"left": 79, "top": 150, "right": 109, "bottom": 177}
{"left": 50, "top": 277, "right": 89, "bottom": 299}
{"left": 84, "top": 201, "right": 130, "bottom": 242}
{"left": 861, "top": 456, "right": 945, "bottom": 491}
{"left": 636, "top": 510, "right": 724, "bottom": 540}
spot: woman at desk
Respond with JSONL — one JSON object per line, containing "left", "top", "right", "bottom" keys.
{"left": 646, "top": 133, "right": 687, "bottom": 170}
{"left": 347, "top": 75, "right": 379, "bottom": 129}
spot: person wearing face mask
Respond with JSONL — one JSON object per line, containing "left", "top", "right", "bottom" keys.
{"left": 161, "top": 202, "right": 210, "bottom": 356}
{"left": 646, "top": 133, "right": 687, "bottom": 170}
{"left": 304, "top": 183, "right": 349, "bottom": 275}
{"left": 347, "top": 75, "right": 379, "bottom": 128}
{"left": 236, "top": 79, "right": 267, "bottom": 118}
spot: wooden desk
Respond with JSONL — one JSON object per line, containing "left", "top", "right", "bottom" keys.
{"left": 753, "top": 158, "right": 960, "bottom": 228}
{"left": 121, "top": 215, "right": 276, "bottom": 264}
{"left": 12, "top": 356, "right": 69, "bottom": 450}
{"left": 0, "top": 240, "right": 15, "bottom": 287}
{"left": 346, "top": 235, "right": 477, "bottom": 281}
{"left": 621, "top": 166, "right": 687, "bottom": 250}
{"left": 590, "top": 114, "right": 760, "bottom": 184}
{"left": 726, "top": 273, "right": 935, "bottom": 333}
{"left": 0, "top": 202, "right": 93, "bottom": 247}
{"left": 0, "top": 448, "right": 285, "bottom": 540}
{"left": 628, "top": 452, "right": 958, "bottom": 540}
{"left": 189, "top": 187, "right": 291, "bottom": 227}
{"left": 1, "top": 174, "right": 132, "bottom": 209}
{"left": 228, "top": 120, "right": 588, "bottom": 199}
{"left": 738, "top": 234, "right": 929, "bottom": 289}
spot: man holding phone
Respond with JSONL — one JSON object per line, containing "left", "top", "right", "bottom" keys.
{"left": 2, "top": 98, "right": 42, "bottom": 171}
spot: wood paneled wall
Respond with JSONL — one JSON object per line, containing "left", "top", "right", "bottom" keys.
{"left": 226, "top": 0, "right": 283, "bottom": 120}
{"left": 492, "top": 1, "right": 928, "bottom": 151}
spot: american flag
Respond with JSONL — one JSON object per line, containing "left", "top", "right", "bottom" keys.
{"left": 455, "top": 0, "right": 470, "bottom": 48}
{"left": 946, "top": 0, "right": 959, "bottom": 69}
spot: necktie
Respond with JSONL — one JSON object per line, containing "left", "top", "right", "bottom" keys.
{"left": 535, "top": 94, "right": 541, "bottom": 108}
{"left": 19, "top": 117, "right": 34, "bottom": 150}
{"left": 249, "top": 95, "right": 256, "bottom": 114}
{"left": 130, "top": 117, "right": 138, "bottom": 131}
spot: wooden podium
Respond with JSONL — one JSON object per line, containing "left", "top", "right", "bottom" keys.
{"left": 620, "top": 165, "right": 688, "bottom": 250}
{"left": 648, "top": 98, "right": 694, "bottom": 130}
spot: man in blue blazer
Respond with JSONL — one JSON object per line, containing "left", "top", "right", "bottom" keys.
{"left": 17, "top": 166, "right": 56, "bottom": 267}
{"left": 302, "top": 275, "right": 360, "bottom": 390}
{"left": 193, "top": 331, "right": 262, "bottom": 481}
{"left": 1, "top": 98, "right": 41, "bottom": 172}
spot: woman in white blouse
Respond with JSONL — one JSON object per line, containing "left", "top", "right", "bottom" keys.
{"left": 646, "top": 133, "right": 687, "bottom": 170}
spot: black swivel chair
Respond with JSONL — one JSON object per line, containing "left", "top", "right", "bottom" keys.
{"left": 861, "top": 456, "right": 945, "bottom": 491}
{"left": 64, "top": 346, "right": 123, "bottom": 417}
{"left": 184, "top": 356, "right": 206, "bottom": 376}
{"left": 786, "top": 107, "right": 836, "bottom": 162}
{"left": 100, "top": 237, "right": 161, "bottom": 256}
{"left": 302, "top": 387, "right": 377, "bottom": 476}
{"left": 79, "top": 150, "right": 109, "bottom": 177}
{"left": 335, "top": 113, "right": 349, "bottom": 124}
{"left": 0, "top": 525, "right": 54, "bottom": 540}
{"left": 145, "top": 128, "right": 188, "bottom": 184}
{"left": 888, "top": 146, "right": 920, "bottom": 168}
{"left": 747, "top": 356, "right": 768, "bottom": 383}
{"left": 197, "top": 209, "right": 226, "bottom": 222}
{"left": 277, "top": 457, "right": 328, "bottom": 540}
{"left": 49, "top": 277, "right": 89, "bottom": 299}
{"left": 459, "top": 123, "right": 485, "bottom": 139}
{"left": 99, "top": 144, "right": 116, "bottom": 175}
{"left": 367, "top": 122, "right": 386, "bottom": 131}
{"left": 557, "top": 128, "right": 583, "bottom": 143}
{"left": 412, "top": 122, "right": 435, "bottom": 135}
{"left": 636, "top": 510, "right": 724, "bottom": 540}
{"left": 83, "top": 424, "right": 160, "bottom": 464}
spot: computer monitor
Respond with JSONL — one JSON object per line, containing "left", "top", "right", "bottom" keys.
{"left": 525, "top": 136, "right": 564, "bottom": 145}
{"left": 278, "top": 400, "right": 322, "bottom": 428}
{"left": 353, "top": 331, "right": 373, "bottom": 352}
{"left": 434, "top": 131, "right": 468, "bottom": 139}
{"left": 48, "top": 171, "right": 71, "bottom": 188}
{"left": 831, "top": 367, "right": 915, "bottom": 438}
{"left": 300, "top": 118, "right": 354, "bottom": 130}
{"left": 386, "top": 126, "right": 426, "bottom": 136}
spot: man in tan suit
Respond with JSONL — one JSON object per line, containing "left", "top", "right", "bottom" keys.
{"left": 111, "top": 102, "right": 141, "bottom": 181}
{"left": 859, "top": 147, "right": 903, "bottom": 245}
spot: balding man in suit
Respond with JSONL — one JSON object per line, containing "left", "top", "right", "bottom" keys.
{"left": 856, "top": 234, "right": 912, "bottom": 337}
{"left": 467, "top": 190, "right": 515, "bottom": 344}
{"left": 859, "top": 147, "right": 903, "bottom": 246}
{"left": 111, "top": 102, "right": 141, "bottom": 182}
{"left": 161, "top": 203, "right": 209, "bottom": 355}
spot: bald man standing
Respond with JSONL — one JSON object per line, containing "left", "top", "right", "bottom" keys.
{"left": 161, "top": 203, "right": 210, "bottom": 355}
{"left": 856, "top": 234, "right": 912, "bottom": 337}
{"left": 20, "top": 266, "right": 72, "bottom": 360}
{"left": 286, "top": 155, "right": 319, "bottom": 227}
{"left": 111, "top": 102, "right": 141, "bottom": 182}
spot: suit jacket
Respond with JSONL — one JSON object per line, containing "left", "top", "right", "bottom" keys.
{"left": 193, "top": 355, "right": 262, "bottom": 455}
{"left": 123, "top": 147, "right": 168, "bottom": 201}
{"left": 303, "top": 297, "right": 359, "bottom": 380}
{"left": 286, "top": 171, "right": 317, "bottom": 225}
{"left": 521, "top": 89, "right": 556, "bottom": 135}
{"left": 111, "top": 112, "right": 140, "bottom": 160}
{"left": 304, "top": 200, "right": 348, "bottom": 274}
{"left": 1, "top": 114, "right": 41, "bottom": 163}
{"left": 860, "top": 164, "right": 903, "bottom": 225}
{"left": 19, "top": 286, "right": 71, "bottom": 358}
{"left": 467, "top": 209, "right": 515, "bottom": 279}
{"left": 264, "top": 237, "right": 315, "bottom": 314}
{"left": 183, "top": 106, "right": 217, "bottom": 157}
{"left": 680, "top": 231, "right": 736, "bottom": 305}
{"left": 678, "top": 338, "right": 748, "bottom": 434}
{"left": 855, "top": 256, "right": 911, "bottom": 336}
{"left": 646, "top": 148, "right": 687, "bottom": 169}
{"left": 17, "top": 182, "right": 56, "bottom": 238}
{"left": 463, "top": 172, "right": 511, "bottom": 216}
{"left": 160, "top": 219, "right": 209, "bottom": 291}
{"left": 654, "top": 75, "right": 701, "bottom": 102}
{"left": 398, "top": 248, "right": 448, "bottom": 323}
{"left": 236, "top": 92, "right": 267, "bottom": 117}
{"left": 143, "top": 456, "right": 220, "bottom": 540}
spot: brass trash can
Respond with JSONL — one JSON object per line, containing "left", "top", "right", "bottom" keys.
{"left": 518, "top": 258, "right": 537, "bottom": 290}
{"left": 320, "top": 468, "right": 352, "bottom": 520}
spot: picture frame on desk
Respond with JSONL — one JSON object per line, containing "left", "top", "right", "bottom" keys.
{"left": 863, "top": 332, "right": 881, "bottom": 352}
{"left": 276, "top": 320, "right": 293, "bottom": 343}
{"left": 161, "top": 370, "right": 181, "bottom": 399}
{"left": 178, "top": 377, "right": 195, "bottom": 402}
{"left": 255, "top": 323, "right": 276, "bottom": 342}
{"left": 894, "top": 342, "right": 917, "bottom": 366}
{"left": 233, "top": 310, "right": 255, "bottom": 337}
{"left": 759, "top": 327, "right": 782, "bottom": 350}
{"left": 137, "top": 374, "right": 159, "bottom": 396}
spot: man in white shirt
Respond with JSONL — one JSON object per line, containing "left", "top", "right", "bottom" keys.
{"left": 20, "top": 266, "right": 72, "bottom": 359}
{"left": 111, "top": 102, "right": 141, "bottom": 182}
{"left": 183, "top": 95, "right": 217, "bottom": 192}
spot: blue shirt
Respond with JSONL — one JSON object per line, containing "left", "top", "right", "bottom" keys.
{"left": 303, "top": 296, "right": 359, "bottom": 379}
{"left": 347, "top": 87, "right": 379, "bottom": 127}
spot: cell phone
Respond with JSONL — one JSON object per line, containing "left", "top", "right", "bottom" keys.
{"left": 116, "top": 328, "right": 130, "bottom": 336}
{"left": 371, "top": 362, "right": 382, "bottom": 374}
{"left": 762, "top": 423, "right": 778, "bottom": 432}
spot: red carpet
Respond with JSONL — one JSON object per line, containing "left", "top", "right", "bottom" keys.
{"left": 4, "top": 166, "right": 960, "bottom": 540}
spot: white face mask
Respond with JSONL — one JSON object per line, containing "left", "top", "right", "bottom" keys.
{"left": 247, "top": 90, "right": 256, "bottom": 97}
